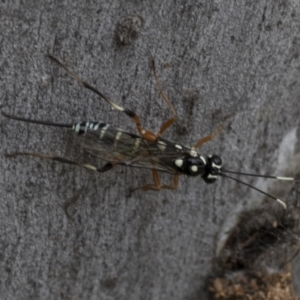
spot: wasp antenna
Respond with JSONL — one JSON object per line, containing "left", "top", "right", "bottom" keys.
{"left": 222, "top": 169, "right": 297, "bottom": 181}
{"left": 220, "top": 173, "right": 287, "bottom": 209}
{"left": 2, "top": 112, "right": 73, "bottom": 128}
{"left": 276, "top": 198, "right": 287, "bottom": 209}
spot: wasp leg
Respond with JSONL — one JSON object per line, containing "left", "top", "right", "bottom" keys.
{"left": 129, "top": 170, "right": 179, "bottom": 195}
{"left": 150, "top": 60, "right": 178, "bottom": 138}
{"left": 5, "top": 152, "right": 116, "bottom": 173}
{"left": 193, "top": 114, "right": 234, "bottom": 148}
{"left": 192, "top": 124, "right": 223, "bottom": 148}
{"left": 48, "top": 55, "right": 158, "bottom": 142}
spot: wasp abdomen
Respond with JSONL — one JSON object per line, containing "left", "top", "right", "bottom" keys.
{"left": 73, "top": 121, "right": 108, "bottom": 135}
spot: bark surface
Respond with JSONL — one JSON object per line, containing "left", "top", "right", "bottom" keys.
{"left": 1, "top": 1, "right": 300, "bottom": 299}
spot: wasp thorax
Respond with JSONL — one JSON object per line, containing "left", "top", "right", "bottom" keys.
{"left": 174, "top": 155, "right": 207, "bottom": 176}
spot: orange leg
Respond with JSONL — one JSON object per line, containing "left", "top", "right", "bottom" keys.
{"left": 193, "top": 113, "right": 234, "bottom": 148}
{"left": 130, "top": 169, "right": 179, "bottom": 194}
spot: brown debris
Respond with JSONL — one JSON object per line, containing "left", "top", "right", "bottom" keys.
{"left": 209, "top": 265, "right": 299, "bottom": 300}
{"left": 114, "top": 15, "right": 143, "bottom": 45}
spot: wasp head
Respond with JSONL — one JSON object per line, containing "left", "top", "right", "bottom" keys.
{"left": 202, "top": 154, "right": 222, "bottom": 183}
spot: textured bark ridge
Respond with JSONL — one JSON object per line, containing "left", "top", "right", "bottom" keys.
{"left": 1, "top": 1, "right": 300, "bottom": 299}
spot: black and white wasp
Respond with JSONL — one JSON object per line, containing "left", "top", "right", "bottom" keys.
{"left": 3, "top": 55, "right": 297, "bottom": 208}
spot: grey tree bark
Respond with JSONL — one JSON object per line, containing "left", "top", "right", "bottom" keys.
{"left": 1, "top": 1, "right": 300, "bottom": 299}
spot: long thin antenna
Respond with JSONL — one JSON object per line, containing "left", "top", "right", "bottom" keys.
{"left": 220, "top": 173, "right": 287, "bottom": 209}
{"left": 2, "top": 112, "right": 73, "bottom": 128}
{"left": 222, "top": 169, "right": 296, "bottom": 181}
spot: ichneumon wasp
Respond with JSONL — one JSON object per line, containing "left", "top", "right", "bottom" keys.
{"left": 2, "top": 55, "right": 298, "bottom": 209}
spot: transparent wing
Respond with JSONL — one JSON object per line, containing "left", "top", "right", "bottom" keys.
{"left": 80, "top": 128, "right": 191, "bottom": 174}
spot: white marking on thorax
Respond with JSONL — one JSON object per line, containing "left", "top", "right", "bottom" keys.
{"left": 200, "top": 156, "right": 206, "bottom": 165}
{"left": 175, "top": 159, "right": 183, "bottom": 168}
{"left": 191, "top": 165, "right": 198, "bottom": 172}
{"left": 175, "top": 144, "right": 183, "bottom": 150}
{"left": 157, "top": 141, "right": 167, "bottom": 151}
{"left": 190, "top": 149, "right": 198, "bottom": 157}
